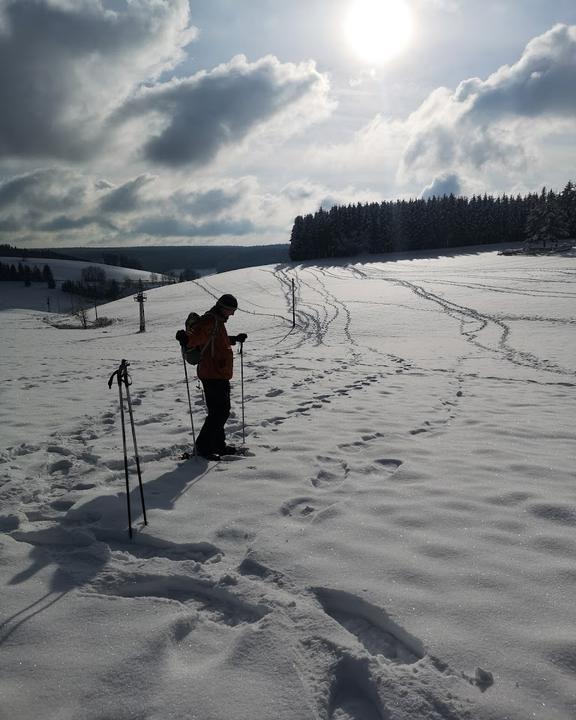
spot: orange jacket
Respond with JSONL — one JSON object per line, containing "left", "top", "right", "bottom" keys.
{"left": 185, "top": 310, "right": 235, "bottom": 380}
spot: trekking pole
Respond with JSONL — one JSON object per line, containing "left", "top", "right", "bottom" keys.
{"left": 121, "top": 362, "right": 148, "bottom": 528}
{"left": 239, "top": 340, "right": 246, "bottom": 446}
{"left": 181, "top": 349, "right": 197, "bottom": 454}
{"left": 108, "top": 360, "right": 133, "bottom": 539}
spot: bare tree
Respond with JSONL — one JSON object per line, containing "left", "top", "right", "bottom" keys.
{"left": 72, "top": 306, "right": 89, "bottom": 329}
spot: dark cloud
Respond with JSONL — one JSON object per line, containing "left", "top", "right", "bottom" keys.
{"left": 95, "top": 179, "right": 115, "bottom": 191}
{"left": 175, "top": 188, "right": 243, "bottom": 217}
{"left": 0, "top": 167, "right": 260, "bottom": 243}
{"left": 282, "top": 184, "right": 317, "bottom": 202}
{"left": 0, "top": 2, "right": 330, "bottom": 172}
{"left": 38, "top": 215, "right": 118, "bottom": 232}
{"left": 0, "top": 172, "right": 44, "bottom": 208}
{"left": 99, "top": 175, "right": 155, "bottom": 213}
{"left": 421, "top": 172, "right": 462, "bottom": 199}
{"left": 0, "top": 168, "right": 86, "bottom": 212}
{"left": 119, "top": 55, "right": 330, "bottom": 167}
{"left": 0, "top": 0, "right": 194, "bottom": 160}
{"left": 134, "top": 216, "right": 256, "bottom": 237}
{"left": 0, "top": 216, "right": 20, "bottom": 232}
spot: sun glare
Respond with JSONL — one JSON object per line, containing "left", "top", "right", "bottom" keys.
{"left": 344, "top": 0, "right": 414, "bottom": 65}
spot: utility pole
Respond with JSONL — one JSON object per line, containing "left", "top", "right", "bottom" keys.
{"left": 134, "top": 291, "right": 147, "bottom": 332}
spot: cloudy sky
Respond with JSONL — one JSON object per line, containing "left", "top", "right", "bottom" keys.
{"left": 1, "top": 0, "right": 575, "bottom": 248}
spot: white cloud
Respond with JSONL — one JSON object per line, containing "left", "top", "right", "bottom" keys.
{"left": 401, "top": 24, "right": 576, "bottom": 185}
{"left": 421, "top": 172, "right": 463, "bottom": 199}
{"left": 416, "top": 0, "right": 461, "bottom": 11}
{"left": 305, "top": 113, "right": 408, "bottom": 187}
{"left": 311, "top": 24, "right": 576, "bottom": 198}
{"left": 454, "top": 24, "right": 576, "bottom": 119}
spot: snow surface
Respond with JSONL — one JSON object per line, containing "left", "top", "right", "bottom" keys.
{"left": 1, "top": 249, "right": 575, "bottom": 720}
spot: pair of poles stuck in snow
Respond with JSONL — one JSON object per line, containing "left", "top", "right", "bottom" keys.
{"left": 181, "top": 339, "right": 247, "bottom": 454}
{"left": 108, "top": 359, "right": 148, "bottom": 539}
{"left": 108, "top": 345, "right": 246, "bottom": 538}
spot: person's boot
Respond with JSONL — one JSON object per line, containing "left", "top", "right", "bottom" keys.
{"left": 199, "top": 452, "right": 221, "bottom": 461}
{"left": 196, "top": 445, "right": 221, "bottom": 461}
{"left": 220, "top": 445, "right": 237, "bottom": 456}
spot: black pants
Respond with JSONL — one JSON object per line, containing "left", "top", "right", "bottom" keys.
{"left": 196, "top": 379, "right": 231, "bottom": 455}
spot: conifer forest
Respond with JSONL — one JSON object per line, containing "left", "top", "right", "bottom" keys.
{"left": 289, "top": 182, "right": 576, "bottom": 261}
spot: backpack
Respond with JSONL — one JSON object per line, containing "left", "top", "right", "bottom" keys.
{"left": 182, "top": 312, "right": 217, "bottom": 365}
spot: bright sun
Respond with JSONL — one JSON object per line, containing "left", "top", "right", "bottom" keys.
{"left": 344, "top": 0, "right": 414, "bottom": 64}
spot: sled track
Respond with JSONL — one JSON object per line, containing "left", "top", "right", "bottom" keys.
{"left": 274, "top": 268, "right": 325, "bottom": 348}
{"left": 349, "top": 267, "right": 575, "bottom": 377}
{"left": 313, "top": 268, "right": 358, "bottom": 353}
{"left": 415, "top": 277, "right": 576, "bottom": 299}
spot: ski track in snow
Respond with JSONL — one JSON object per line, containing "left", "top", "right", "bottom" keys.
{"left": 2, "top": 251, "right": 576, "bottom": 719}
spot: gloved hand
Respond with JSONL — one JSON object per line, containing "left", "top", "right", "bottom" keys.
{"left": 235, "top": 333, "right": 247, "bottom": 343}
{"left": 175, "top": 329, "right": 188, "bottom": 347}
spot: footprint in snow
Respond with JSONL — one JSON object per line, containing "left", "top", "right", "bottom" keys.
{"left": 88, "top": 570, "right": 268, "bottom": 627}
{"left": 372, "top": 458, "right": 402, "bottom": 471}
{"left": 410, "top": 418, "right": 447, "bottom": 435}
{"left": 529, "top": 503, "right": 576, "bottom": 526}
{"left": 314, "top": 587, "right": 424, "bottom": 665}
{"left": 265, "top": 388, "right": 284, "bottom": 397}
{"left": 311, "top": 456, "right": 349, "bottom": 488}
{"left": 360, "top": 432, "right": 384, "bottom": 442}
{"left": 107, "top": 537, "right": 223, "bottom": 564}
{"left": 280, "top": 497, "right": 338, "bottom": 522}
{"left": 48, "top": 458, "right": 74, "bottom": 474}
{"left": 329, "top": 658, "right": 384, "bottom": 720}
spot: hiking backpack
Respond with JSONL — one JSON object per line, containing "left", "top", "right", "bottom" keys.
{"left": 182, "top": 312, "right": 217, "bottom": 365}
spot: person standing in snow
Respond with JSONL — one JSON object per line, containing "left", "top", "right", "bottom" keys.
{"left": 176, "top": 294, "right": 247, "bottom": 460}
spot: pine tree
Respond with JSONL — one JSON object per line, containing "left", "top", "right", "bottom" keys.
{"left": 525, "top": 190, "right": 569, "bottom": 251}
{"left": 43, "top": 264, "right": 56, "bottom": 289}
{"left": 560, "top": 181, "right": 576, "bottom": 238}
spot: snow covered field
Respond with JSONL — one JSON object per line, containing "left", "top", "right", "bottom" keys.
{"left": 0, "top": 256, "right": 163, "bottom": 313}
{"left": 1, "top": 249, "right": 575, "bottom": 720}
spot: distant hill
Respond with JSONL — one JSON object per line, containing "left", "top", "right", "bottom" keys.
{"left": 0, "top": 256, "right": 165, "bottom": 313}
{"left": 52, "top": 244, "right": 290, "bottom": 275}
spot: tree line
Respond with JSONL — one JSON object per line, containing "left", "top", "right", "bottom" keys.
{"left": 0, "top": 261, "right": 55, "bottom": 287}
{"left": 61, "top": 267, "right": 147, "bottom": 302}
{"left": 101, "top": 252, "right": 144, "bottom": 270}
{"left": 0, "top": 244, "right": 78, "bottom": 261}
{"left": 289, "top": 182, "right": 576, "bottom": 261}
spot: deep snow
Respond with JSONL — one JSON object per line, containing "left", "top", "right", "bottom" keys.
{"left": 1, "top": 249, "right": 575, "bottom": 720}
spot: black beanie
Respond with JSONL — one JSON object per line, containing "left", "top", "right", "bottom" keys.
{"left": 216, "top": 293, "right": 238, "bottom": 310}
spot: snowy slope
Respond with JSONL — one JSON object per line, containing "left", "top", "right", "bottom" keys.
{"left": 0, "top": 256, "right": 164, "bottom": 313}
{"left": 0, "top": 256, "right": 162, "bottom": 284}
{"left": 1, "top": 250, "right": 575, "bottom": 720}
